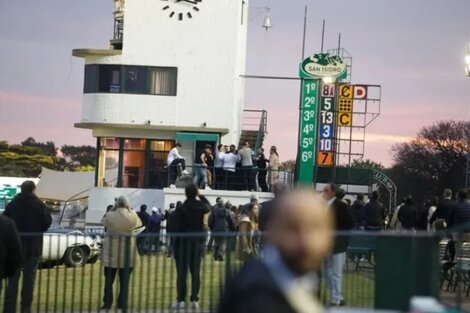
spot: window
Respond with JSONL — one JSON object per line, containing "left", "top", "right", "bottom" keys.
{"left": 149, "top": 67, "right": 177, "bottom": 96}
{"left": 97, "top": 138, "right": 120, "bottom": 187}
{"left": 97, "top": 138, "right": 175, "bottom": 189}
{"left": 124, "top": 66, "right": 147, "bottom": 94}
{"left": 98, "top": 65, "right": 121, "bottom": 93}
{"left": 122, "top": 139, "right": 146, "bottom": 188}
{"left": 84, "top": 64, "right": 177, "bottom": 96}
{"left": 148, "top": 140, "right": 175, "bottom": 188}
{"left": 83, "top": 65, "right": 98, "bottom": 93}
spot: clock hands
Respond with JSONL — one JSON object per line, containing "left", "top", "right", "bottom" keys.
{"left": 176, "top": 0, "right": 199, "bottom": 4}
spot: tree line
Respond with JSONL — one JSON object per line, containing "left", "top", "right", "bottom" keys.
{"left": 0, "top": 137, "right": 96, "bottom": 177}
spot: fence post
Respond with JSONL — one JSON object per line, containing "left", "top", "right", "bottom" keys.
{"left": 375, "top": 234, "right": 440, "bottom": 311}
{"left": 122, "top": 235, "right": 131, "bottom": 313}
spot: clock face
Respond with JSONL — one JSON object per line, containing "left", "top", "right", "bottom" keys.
{"left": 161, "top": 0, "right": 202, "bottom": 21}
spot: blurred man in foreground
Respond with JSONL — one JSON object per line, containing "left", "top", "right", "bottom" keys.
{"left": 217, "top": 189, "right": 333, "bottom": 313}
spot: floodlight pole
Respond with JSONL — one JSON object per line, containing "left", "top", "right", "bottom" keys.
{"left": 294, "top": 5, "right": 309, "bottom": 185}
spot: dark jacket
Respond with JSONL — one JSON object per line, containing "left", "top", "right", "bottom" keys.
{"left": 3, "top": 192, "right": 52, "bottom": 259}
{"left": 331, "top": 198, "right": 354, "bottom": 253}
{"left": 0, "top": 215, "right": 22, "bottom": 279}
{"left": 416, "top": 205, "right": 430, "bottom": 231}
{"left": 259, "top": 199, "right": 276, "bottom": 232}
{"left": 398, "top": 204, "right": 418, "bottom": 230}
{"left": 217, "top": 259, "right": 297, "bottom": 313}
{"left": 175, "top": 196, "right": 211, "bottom": 233}
{"left": 209, "top": 205, "right": 235, "bottom": 232}
{"left": 448, "top": 199, "right": 470, "bottom": 231}
{"left": 430, "top": 199, "right": 455, "bottom": 225}
{"left": 137, "top": 211, "right": 150, "bottom": 232}
{"left": 364, "top": 199, "right": 385, "bottom": 228}
{"left": 351, "top": 200, "right": 365, "bottom": 227}
{"left": 149, "top": 211, "right": 165, "bottom": 233}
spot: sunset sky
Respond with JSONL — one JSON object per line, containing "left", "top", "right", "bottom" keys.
{"left": 1, "top": 0, "right": 470, "bottom": 167}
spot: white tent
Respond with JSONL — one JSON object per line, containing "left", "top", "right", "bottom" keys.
{"left": 36, "top": 168, "right": 117, "bottom": 201}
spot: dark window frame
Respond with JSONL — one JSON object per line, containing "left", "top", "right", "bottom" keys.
{"left": 84, "top": 64, "right": 178, "bottom": 96}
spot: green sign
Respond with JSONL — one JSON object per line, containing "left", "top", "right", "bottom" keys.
{"left": 0, "top": 186, "right": 18, "bottom": 199}
{"left": 298, "top": 79, "right": 318, "bottom": 185}
{"left": 299, "top": 53, "right": 347, "bottom": 80}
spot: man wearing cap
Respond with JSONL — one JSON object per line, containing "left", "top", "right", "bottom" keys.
{"left": 149, "top": 207, "right": 165, "bottom": 253}
{"left": 3, "top": 180, "right": 52, "bottom": 313}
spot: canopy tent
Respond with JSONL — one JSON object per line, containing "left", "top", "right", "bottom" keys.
{"left": 36, "top": 167, "right": 117, "bottom": 201}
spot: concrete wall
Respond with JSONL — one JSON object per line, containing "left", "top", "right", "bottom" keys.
{"left": 85, "top": 185, "right": 273, "bottom": 226}
{"left": 79, "top": 0, "right": 249, "bottom": 145}
{"left": 86, "top": 187, "right": 165, "bottom": 225}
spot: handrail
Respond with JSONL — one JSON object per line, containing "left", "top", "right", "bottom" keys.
{"left": 242, "top": 109, "right": 268, "bottom": 152}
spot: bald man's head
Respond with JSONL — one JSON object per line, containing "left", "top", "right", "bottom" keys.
{"left": 267, "top": 189, "right": 333, "bottom": 275}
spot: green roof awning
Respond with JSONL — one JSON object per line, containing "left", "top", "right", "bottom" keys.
{"left": 176, "top": 132, "right": 219, "bottom": 142}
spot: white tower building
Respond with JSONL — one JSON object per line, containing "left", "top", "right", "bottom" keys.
{"left": 73, "top": 0, "right": 250, "bottom": 190}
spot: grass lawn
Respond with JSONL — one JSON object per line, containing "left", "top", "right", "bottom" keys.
{"left": 0, "top": 255, "right": 374, "bottom": 312}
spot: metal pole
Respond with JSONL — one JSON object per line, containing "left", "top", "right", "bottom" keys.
{"left": 320, "top": 20, "right": 325, "bottom": 53}
{"left": 337, "top": 32, "right": 341, "bottom": 55}
{"left": 302, "top": 6, "right": 308, "bottom": 60}
{"left": 295, "top": 5, "right": 308, "bottom": 184}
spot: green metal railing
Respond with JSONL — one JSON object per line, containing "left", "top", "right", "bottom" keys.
{"left": 0, "top": 231, "right": 463, "bottom": 313}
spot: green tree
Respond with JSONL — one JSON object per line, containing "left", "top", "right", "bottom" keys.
{"left": 21, "top": 137, "right": 57, "bottom": 156}
{"left": 390, "top": 120, "right": 469, "bottom": 204}
{"left": 351, "top": 159, "right": 386, "bottom": 171}
{"left": 61, "top": 145, "right": 96, "bottom": 171}
{"left": 281, "top": 159, "right": 295, "bottom": 172}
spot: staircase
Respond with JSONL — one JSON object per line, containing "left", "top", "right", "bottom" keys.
{"left": 239, "top": 109, "right": 268, "bottom": 151}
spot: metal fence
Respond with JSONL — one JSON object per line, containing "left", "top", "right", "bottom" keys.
{"left": 138, "top": 165, "right": 294, "bottom": 192}
{"left": 0, "top": 230, "right": 465, "bottom": 313}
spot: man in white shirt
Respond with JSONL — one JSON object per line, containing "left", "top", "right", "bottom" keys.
{"left": 238, "top": 142, "right": 255, "bottom": 191}
{"left": 214, "top": 144, "right": 226, "bottom": 190}
{"left": 223, "top": 145, "right": 240, "bottom": 190}
{"left": 167, "top": 143, "right": 186, "bottom": 185}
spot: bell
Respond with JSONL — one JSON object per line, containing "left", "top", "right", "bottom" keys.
{"left": 262, "top": 15, "right": 272, "bottom": 31}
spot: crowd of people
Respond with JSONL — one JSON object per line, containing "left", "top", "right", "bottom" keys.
{"left": 3, "top": 179, "right": 470, "bottom": 313}
{"left": 167, "top": 142, "right": 281, "bottom": 191}
{"left": 348, "top": 187, "right": 470, "bottom": 233}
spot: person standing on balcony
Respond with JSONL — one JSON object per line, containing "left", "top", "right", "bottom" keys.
{"left": 214, "top": 144, "right": 226, "bottom": 190}
{"left": 167, "top": 143, "right": 186, "bottom": 185}
{"left": 0, "top": 215, "right": 22, "bottom": 296}
{"left": 224, "top": 145, "right": 240, "bottom": 190}
{"left": 101, "top": 195, "right": 142, "bottom": 312}
{"left": 194, "top": 144, "right": 213, "bottom": 189}
{"left": 256, "top": 147, "right": 269, "bottom": 192}
{"left": 3, "top": 180, "right": 52, "bottom": 313}
{"left": 321, "top": 183, "right": 354, "bottom": 307}
{"left": 269, "top": 146, "right": 280, "bottom": 190}
{"left": 239, "top": 142, "right": 255, "bottom": 191}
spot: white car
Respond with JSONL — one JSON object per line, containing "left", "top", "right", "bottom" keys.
{"left": 42, "top": 229, "right": 101, "bottom": 267}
